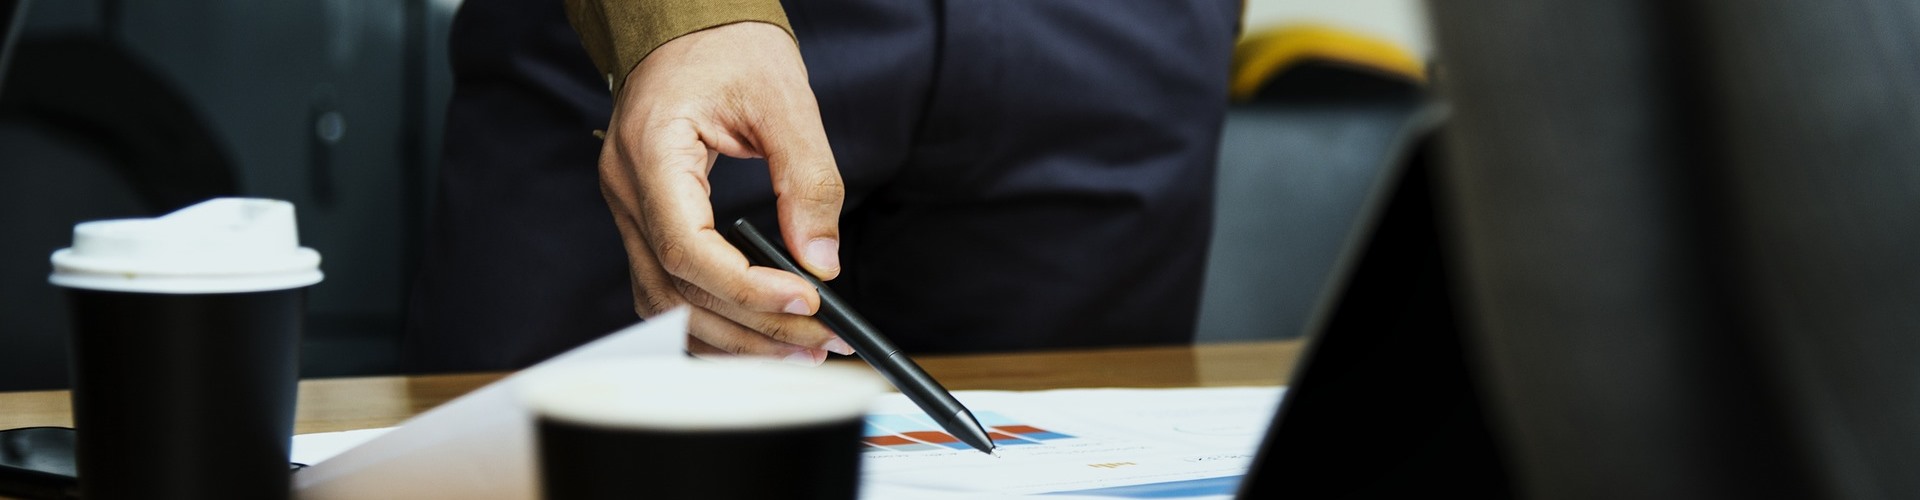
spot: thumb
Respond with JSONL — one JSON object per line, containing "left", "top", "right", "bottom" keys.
{"left": 754, "top": 105, "right": 845, "bottom": 280}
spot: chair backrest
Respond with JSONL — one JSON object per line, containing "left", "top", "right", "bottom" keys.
{"left": 1198, "top": 31, "right": 1428, "bottom": 343}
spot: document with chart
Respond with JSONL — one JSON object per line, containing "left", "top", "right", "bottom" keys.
{"left": 289, "top": 385, "right": 1284, "bottom": 499}
{"left": 859, "top": 386, "right": 1284, "bottom": 499}
{"left": 282, "top": 308, "right": 1282, "bottom": 499}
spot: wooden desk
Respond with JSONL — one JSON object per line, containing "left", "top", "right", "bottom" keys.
{"left": 0, "top": 340, "right": 1300, "bottom": 434}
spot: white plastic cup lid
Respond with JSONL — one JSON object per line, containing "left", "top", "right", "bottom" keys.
{"left": 518, "top": 358, "right": 886, "bottom": 431}
{"left": 49, "top": 198, "right": 324, "bottom": 294}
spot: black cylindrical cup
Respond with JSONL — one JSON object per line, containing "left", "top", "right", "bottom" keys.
{"left": 48, "top": 198, "right": 322, "bottom": 500}
{"left": 538, "top": 417, "right": 863, "bottom": 499}
{"left": 521, "top": 359, "right": 883, "bottom": 500}
{"left": 65, "top": 288, "right": 305, "bottom": 499}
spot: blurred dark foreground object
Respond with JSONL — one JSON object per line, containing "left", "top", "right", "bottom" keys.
{"left": 1430, "top": 0, "right": 1920, "bottom": 498}
{"left": 0, "top": 427, "right": 77, "bottom": 500}
{"left": 0, "top": 427, "right": 308, "bottom": 500}
{"left": 1239, "top": 1, "right": 1920, "bottom": 499}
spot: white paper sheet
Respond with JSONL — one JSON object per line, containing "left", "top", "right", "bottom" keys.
{"left": 292, "top": 307, "right": 690, "bottom": 500}
{"left": 290, "top": 427, "right": 390, "bottom": 467}
{"left": 292, "top": 385, "right": 1283, "bottom": 499}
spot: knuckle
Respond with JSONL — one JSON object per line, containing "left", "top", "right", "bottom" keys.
{"left": 596, "top": 138, "right": 622, "bottom": 169}
{"left": 654, "top": 238, "right": 695, "bottom": 277}
{"left": 656, "top": 115, "right": 698, "bottom": 132}
{"left": 637, "top": 292, "right": 675, "bottom": 317}
{"left": 670, "top": 278, "right": 703, "bottom": 304}
{"left": 630, "top": 271, "right": 682, "bottom": 316}
{"left": 674, "top": 269, "right": 759, "bottom": 311}
{"left": 724, "top": 281, "right": 757, "bottom": 308}
{"left": 598, "top": 182, "right": 624, "bottom": 208}
{"left": 713, "top": 335, "right": 754, "bottom": 356}
{"left": 641, "top": 115, "right": 698, "bottom": 142}
{"left": 690, "top": 318, "right": 755, "bottom": 357}
{"left": 806, "top": 172, "right": 846, "bottom": 203}
{"left": 721, "top": 85, "right": 758, "bottom": 115}
{"left": 635, "top": 288, "right": 680, "bottom": 317}
{"left": 691, "top": 332, "right": 731, "bottom": 355}
{"left": 780, "top": 169, "right": 844, "bottom": 208}
{"left": 753, "top": 317, "right": 798, "bottom": 344}
{"left": 625, "top": 263, "right": 679, "bottom": 315}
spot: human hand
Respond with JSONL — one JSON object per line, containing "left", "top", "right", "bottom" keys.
{"left": 596, "top": 21, "right": 852, "bottom": 365}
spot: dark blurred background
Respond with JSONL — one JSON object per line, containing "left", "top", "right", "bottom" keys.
{"left": 0, "top": 0, "right": 459, "bottom": 388}
{"left": 0, "top": 0, "right": 1432, "bottom": 390}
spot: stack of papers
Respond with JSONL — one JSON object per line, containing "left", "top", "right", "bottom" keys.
{"left": 293, "top": 386, "right": 1283, "bottom": 499}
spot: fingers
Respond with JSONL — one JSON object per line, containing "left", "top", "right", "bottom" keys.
{"left": 619, "top": 216, "right": 848, "bottom": 362}
{"left": 674, "top": 270, "right": 840, "bottom": 346}
{"left": 687, "top": 310, "right": 828, "bottom": 366}
{"left": 630, "top": 118, "right": 822, "bottom": 317}
{"left": 607, "top": 191, "right": 851, "bottom": 359}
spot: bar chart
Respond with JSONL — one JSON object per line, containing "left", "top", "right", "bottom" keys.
{"left": 863, "top": 412, "right": 1076, "bottom": 452}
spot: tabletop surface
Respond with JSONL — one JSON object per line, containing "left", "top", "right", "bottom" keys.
{"left": 0, "top": 340, "right": 1302, "bottom": 434}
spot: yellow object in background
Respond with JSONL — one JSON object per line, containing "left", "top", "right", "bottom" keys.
{"left": 1231, "top": 25, "right": 1426, "bottom": 101}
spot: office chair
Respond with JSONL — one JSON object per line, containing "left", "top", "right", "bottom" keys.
{"left": 1198, "top": 25, "right": 1428, "bottom": 342}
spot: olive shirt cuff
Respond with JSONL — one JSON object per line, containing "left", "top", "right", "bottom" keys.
{"left": 564, "top": 0, "right": 794, "bottom": 99}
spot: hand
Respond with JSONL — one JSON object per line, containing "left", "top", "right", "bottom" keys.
{"left": 596, "top": 22, "right": 853, "bottom": 365}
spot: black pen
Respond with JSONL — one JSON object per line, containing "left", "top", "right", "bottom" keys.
{"left": 725, "top": 218, "right": 998, "bottom": 456}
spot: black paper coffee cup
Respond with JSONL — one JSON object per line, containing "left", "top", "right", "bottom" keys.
{"left": 519, "top": 358, "right": 883, "bottom": 500}
{"left": 49, "top": 198, "right": 323, "bottom": 500}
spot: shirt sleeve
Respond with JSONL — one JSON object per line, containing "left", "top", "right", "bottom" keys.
{"left": 564, "top": 0, "right": 794, "bottom": 98}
